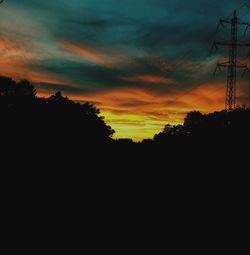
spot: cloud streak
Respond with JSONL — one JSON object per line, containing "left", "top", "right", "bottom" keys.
{"left": 0, "top": 0, "right": 249, "bottom": 140}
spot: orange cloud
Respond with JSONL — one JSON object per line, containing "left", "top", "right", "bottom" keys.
{"left": 0, "top": 36, "right": 84, "bottom": 95}
{"left": 65, "top": 79, "right": 249, "bottom": 142}
{"left": 122, "top": 74, "right": 174, "bottom": 84}
{"left": 61, "top": 41, "right": 130, "bottom": 68}
{"left": 1, "top": 36, "right": 249, "bottom": 142}
{"left": 0, "top": 37, "right": 37, "bottom": 76}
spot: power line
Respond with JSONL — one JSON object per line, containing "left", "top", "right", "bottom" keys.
{"left": 212, "top": 10, "right": 250, "bottom": 111}
{"left": 166, "top": 2, "right": 250, "bottom": 110}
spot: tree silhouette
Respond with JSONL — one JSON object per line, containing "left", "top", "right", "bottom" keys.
{"left": 16, "top": 79, "right": 37, "bottom": 98}
{"left": 1, "top": 75, "right": 250, "bottom": 153}
{"left": 154, "top": 106, "right": 250, "bottom": 147}
{"left": 0, "top": 76, "right": 114, "bottom": 147}
{"left": 184, "top": 111, "right": 203, "bottom": 128}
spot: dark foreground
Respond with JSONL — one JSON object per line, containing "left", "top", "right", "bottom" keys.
{"left": 1, "top": 76, "right": 249, "bottom": 168}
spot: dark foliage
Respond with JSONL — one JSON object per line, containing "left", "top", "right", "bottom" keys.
{"left": 1, "top": 75, "right": 249, "bottom": 200}
{"left": 154, "top": 107, "right": 250, "bottom": 144}
{"left": 1, "top": 75, "right": 249, "bottom": 167}
{"left": 151, "top": 106, "right": 250, "bottom": 164}
{"left": 0, "top": 76, "right": 114, "bottom": 150}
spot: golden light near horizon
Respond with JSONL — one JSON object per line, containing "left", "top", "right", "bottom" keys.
{"left": 0, "top": 0, "right": 250, "bottom": 141}
{"left": 35, "top": 81, "right": 239, "bottom": 141}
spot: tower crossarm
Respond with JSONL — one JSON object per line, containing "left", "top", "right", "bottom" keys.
{"left": 212, "top": 8, "right": 250, "bottom": 110}
{"left": 237, "top": 43, "right": 250, "bottom": 47}
{"left": 219, "top": 19, "right": 250, "bottom": 26}
{"left": 217, "top": 62, "right": 248, "bottom": 69}
{"left": 237, "top": 20, "right": 250, "bottom": 26}
{"left": 214, "top": 41, "right": 250, "bottom": 47}
{"left": 220, "top": 19, "right": 233, "bottom": 25}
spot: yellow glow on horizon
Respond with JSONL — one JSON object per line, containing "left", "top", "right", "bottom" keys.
{"left": 36, "top": 84, "right": 231, "bottom": 142}
{"left": 1, "top": 33, "right": 248, "bottom": 142}
{"left": 102, "top": 111, "right": 169, "bottom": 141}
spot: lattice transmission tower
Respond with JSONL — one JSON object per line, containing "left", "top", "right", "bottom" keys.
{"left": 212, "top": 8, "right": 250, "bottom": 111}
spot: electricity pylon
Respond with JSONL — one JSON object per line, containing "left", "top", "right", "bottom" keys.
{"left": 212, "top": 9, "right": 250, "bottom": 111}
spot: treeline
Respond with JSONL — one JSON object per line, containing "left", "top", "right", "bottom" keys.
{"left": 1, "top": 75, "right": 250, "bottom": 151}
{"left": 152, "top": 107, "right": 250, "bottom": 146}
{"left": 0, "top": 76, "right": 114, "bottom": 148}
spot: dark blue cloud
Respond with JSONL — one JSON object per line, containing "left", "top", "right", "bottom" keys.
{"left": 0, "top": 0, "right": 249, "bottom": 94}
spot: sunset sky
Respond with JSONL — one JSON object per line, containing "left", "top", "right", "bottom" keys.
{"left": 0, "top": 0, "right": 249, "bottom": 141}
